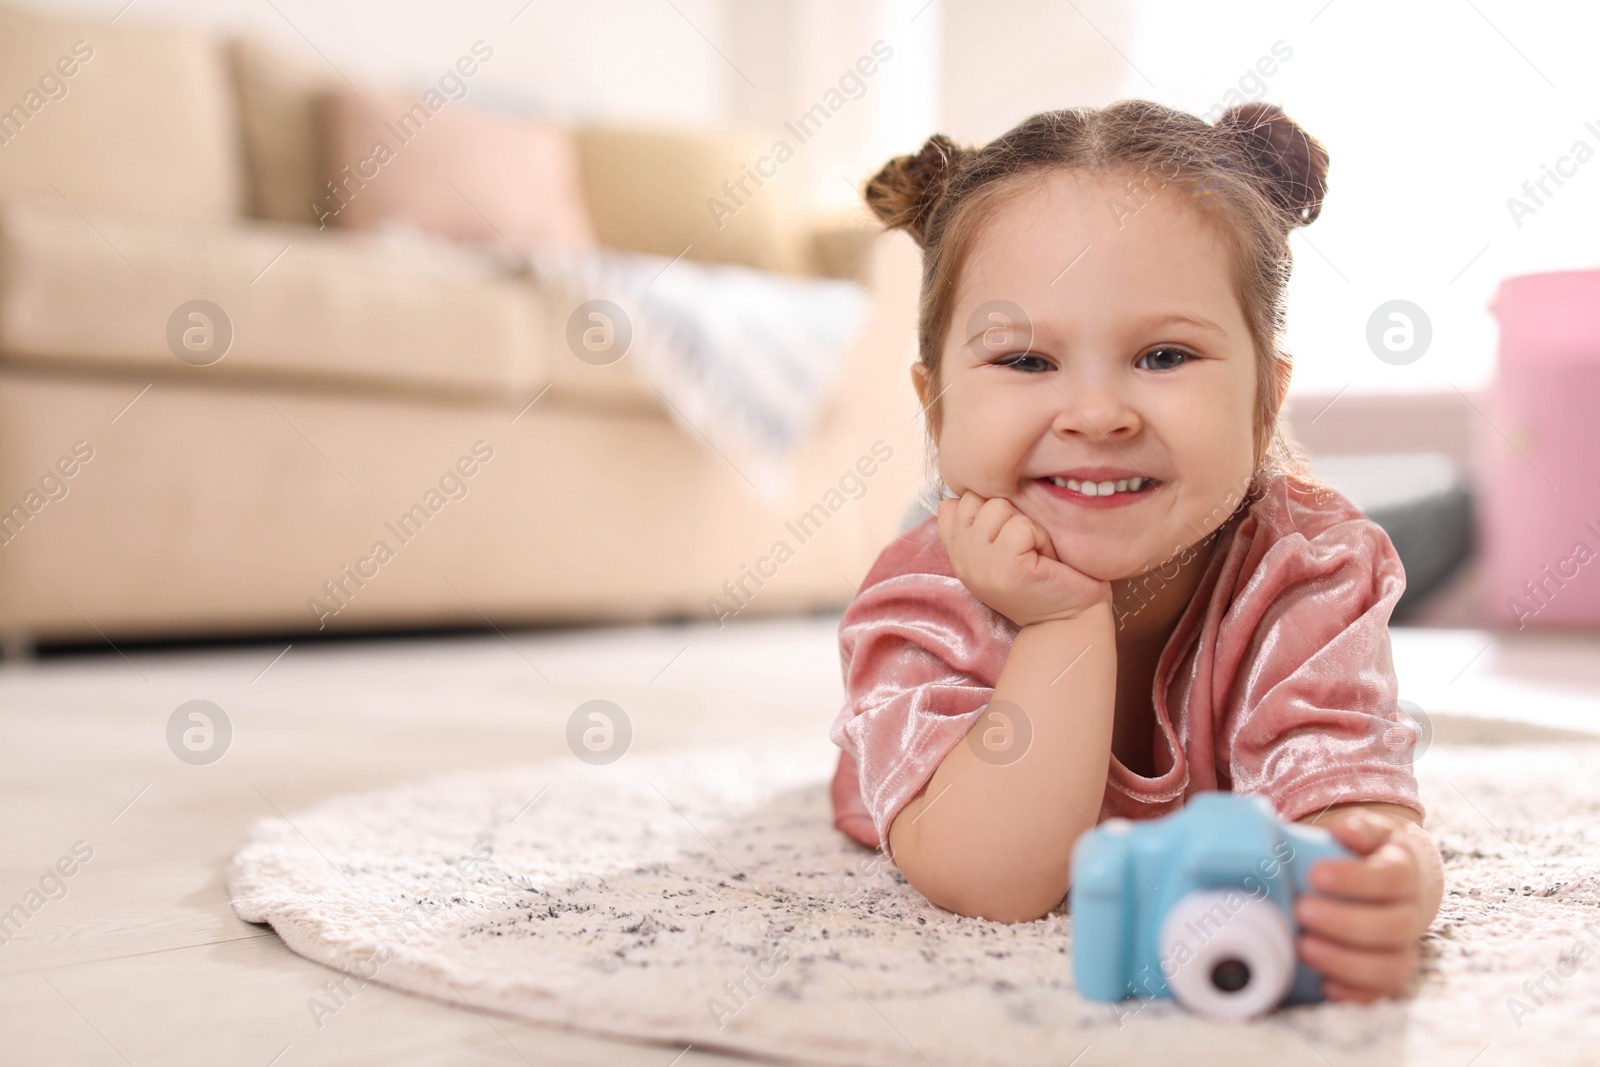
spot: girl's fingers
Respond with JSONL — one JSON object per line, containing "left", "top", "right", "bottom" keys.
{"left": 1032, "top": 519, "right": 1061, "bottom": 561}
{"left": 1324, "top": 811, "right": 1394, "bottom": 855}
{"left": 936, "top": 499, "right": 958, "bottom": 550}
{"left": 1320, "top": 977, "right": 1382, "bottom": 1005}
{"left": 1298, "top": 932, "right": 1414, "bottom": 999}
{"left": 992, "top": 511, "right": 1043, "bottom": 559}
{"left": 957, "top": 489, "right": 987, "bottom": 528}
{"left": 970, "top": 495, "right": 1016, "bottom": 544}
{"left": 992, "top": 512, "right": 1036, "bottom": 556}
{"left": 940, "top": 492, "right": 1046, "bottom": 556}
{"left": 1294, "top": 894, "right": 1415, "bottom": 950}
{"left": 937, "top": 493, "right": 982, "bottom": 550}
{"left": 1308, "top": 841, "right": 1418, "bottom": 903}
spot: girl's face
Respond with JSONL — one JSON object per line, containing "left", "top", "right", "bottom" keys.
{"left": 916, "top": 168, "right": 1260, "bottom": 583}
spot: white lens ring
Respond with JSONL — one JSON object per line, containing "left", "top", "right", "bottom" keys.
{"left": 1158, "top": 889, "right": 1296, "bottom": 1021}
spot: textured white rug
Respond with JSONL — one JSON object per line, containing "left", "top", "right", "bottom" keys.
{"left": 226, "top": 720, "right": 1600, "bottom": 1067}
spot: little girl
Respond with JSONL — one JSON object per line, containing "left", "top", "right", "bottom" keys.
{"left": 829, "top": 101, "right": 1444, "bottom": 1003}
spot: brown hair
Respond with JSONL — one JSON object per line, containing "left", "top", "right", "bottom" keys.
{"left": 864, "top": 99, "right": 1330, "bottom": 500}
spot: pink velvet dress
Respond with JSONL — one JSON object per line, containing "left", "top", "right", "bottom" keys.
{"left": 828, "top": 471, "right": 1425, "bottom": 852}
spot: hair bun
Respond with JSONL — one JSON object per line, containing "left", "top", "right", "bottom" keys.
{"left": 1215, "top": 103, "right": 1329, "bottom": 226}
{"left": 862, "top": 133, "right": 972, "bottom": 247}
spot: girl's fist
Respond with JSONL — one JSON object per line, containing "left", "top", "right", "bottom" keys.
{"left": 1295, "top": 809, "right": 1428, "bottom": 1002}
{"left": 936, "top": 490, "right": 1111, "bottom": 628}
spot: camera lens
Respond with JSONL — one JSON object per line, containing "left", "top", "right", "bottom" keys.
{"left": 1158, "top": 890, "right": 1294, "bottom": 1020}
{"left": 1211, "top": 957, "right": 1251, "bottom": 992}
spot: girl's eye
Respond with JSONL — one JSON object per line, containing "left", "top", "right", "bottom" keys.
{"left": 1136, "top": 346, "right": 1195, "bottom": 371}
{"left": 996, "top": 352, "right": 1052, "bottom": 373}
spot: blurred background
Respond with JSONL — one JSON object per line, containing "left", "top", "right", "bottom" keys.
{"left": 1, "top": 0, "right": 1597, "bottom": 659}
{"left": 0, "top": 0, "right": 1597, "bottom": 653}
{"left": 4, "top": 2, "right": 1600, "bottom": 1062}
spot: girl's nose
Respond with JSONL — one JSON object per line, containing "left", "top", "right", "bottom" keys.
{"left": 1050, "top": 371, "right": 1140, "bottom": 441}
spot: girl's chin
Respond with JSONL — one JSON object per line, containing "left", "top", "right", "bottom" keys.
{"left": 1041, "top": 543, "right": 1148, "bottom": 584}
{"left": 1045, "top": 534, "right": 1207, "bottom": 585}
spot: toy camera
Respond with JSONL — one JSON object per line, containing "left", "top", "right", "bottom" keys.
{"left": 1069, "top": 791, "right": 1351, "bottom": 1021}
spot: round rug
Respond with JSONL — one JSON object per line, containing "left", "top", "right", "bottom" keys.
{"left": 226, "top": 727, "right": 1600, "bottom": 1066}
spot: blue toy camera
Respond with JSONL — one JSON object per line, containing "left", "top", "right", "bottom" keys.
{"left": 1069, "top": 791, "right": 1351, "bottom": 1021}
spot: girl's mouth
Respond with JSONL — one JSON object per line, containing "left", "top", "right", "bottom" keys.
{"left": 1035, "top": 475, "right": 1161, "bottom": 509}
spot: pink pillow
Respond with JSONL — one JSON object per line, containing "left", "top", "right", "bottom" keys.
{"left": 314, "top": 85, "right": 597, "bottom": 250}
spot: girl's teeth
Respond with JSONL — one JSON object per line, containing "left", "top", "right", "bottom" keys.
{"left": 1048, "top": 476, "right": 1148, "bottom": 495}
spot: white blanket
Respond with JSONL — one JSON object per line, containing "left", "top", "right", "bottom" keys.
{"left": 359, "top": 221, "right": 871, "bottom": 503}
{"left": 524, "top": 238, "right": 870, "bottom": 504}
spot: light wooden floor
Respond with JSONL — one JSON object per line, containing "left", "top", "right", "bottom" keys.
{"left": 0, "top": 613, "right": 849, "bottom": 1067}
{"left": 4, "top": 613, "right": 1599, "bottom": 1066}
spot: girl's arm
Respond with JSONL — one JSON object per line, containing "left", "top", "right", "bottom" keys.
{"left": 887, "top": 605, "right": 1116, "bottom": 923}
{"left": 886, "top": 491, "right": 1118, "bottom": 924}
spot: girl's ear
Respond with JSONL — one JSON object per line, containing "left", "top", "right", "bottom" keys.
{"left": 1254, "top": 356, "right": 1293, "bottom": 473}
{"left": 911, "top": 363, "right": 941, "bottom": 440}
{"left": 911, "top": 363, "right": 929, "bottom": 407}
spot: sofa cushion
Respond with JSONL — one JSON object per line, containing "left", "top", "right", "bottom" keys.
{"left": 0, "top": 199, "right": 542, "bottom": 400}
{"left": 572, "top": 123, "right": 813, "bottom": 276}
{"left": 225, "top": 36, "right": 334, "bottom": 225}
{"left": 0, "top": 335, "right": 928, "bottom": 638}
{"left": 314, "top": 85, "right": 598, "bottom": 250}
{"left": 0, "top": 5, "right": 241, "bottom": 223}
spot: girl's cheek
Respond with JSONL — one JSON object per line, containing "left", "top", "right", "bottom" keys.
{"left": 1176, "top": 403, "right": 1255, "bottom": 480}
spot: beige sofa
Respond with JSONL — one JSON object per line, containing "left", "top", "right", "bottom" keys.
{"left": 0, "top": 6, "right": 925, "bottom": 649}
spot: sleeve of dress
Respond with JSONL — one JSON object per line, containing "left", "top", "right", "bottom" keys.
{"left": 828, "top": 569, "right": 1016, "bottom": 851}
{"left": 1220, "top": 514, "right": 1427, "bottom": 825}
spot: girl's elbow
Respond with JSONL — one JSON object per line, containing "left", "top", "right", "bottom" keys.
{"left": 887, "top": 811, "right": 1070, "bottom": 922}
{"left": 897, "top": 852, "right": 1067, "bottom": 922}
{"left": 929, "top": 879, "right": 1066, "bottom": 923}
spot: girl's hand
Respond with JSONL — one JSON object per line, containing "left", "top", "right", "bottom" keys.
{"left": 1294, "top": 809, "right": 1427, "bottom": 1002}
{"left": 936, "top": 490, "right": 1112, "bottom": 628}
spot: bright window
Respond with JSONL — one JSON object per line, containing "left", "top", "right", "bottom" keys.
{"left": 1123, "top": 0, "right": 1600, "bottom": 396}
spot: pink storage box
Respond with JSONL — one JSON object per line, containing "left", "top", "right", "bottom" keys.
{"left": 1482, "top": 270, "right": 1600, "bottom": 628}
